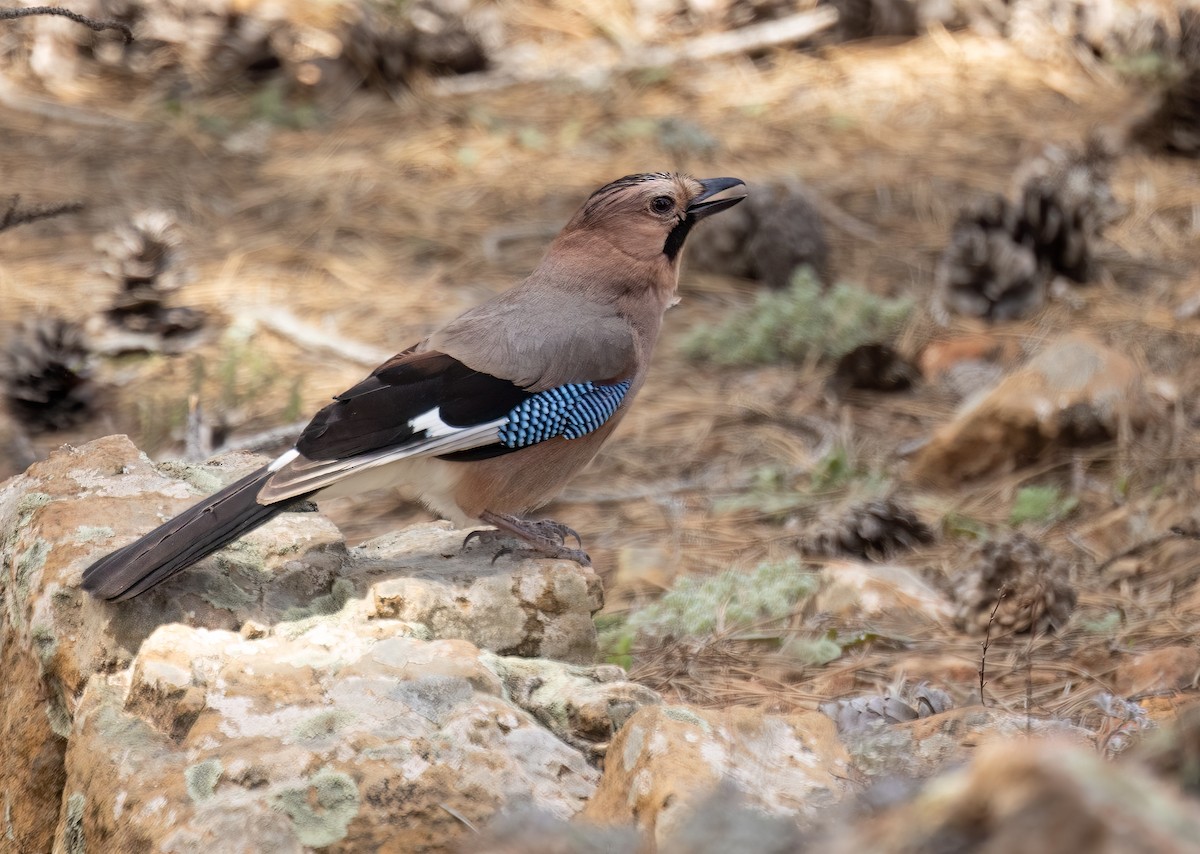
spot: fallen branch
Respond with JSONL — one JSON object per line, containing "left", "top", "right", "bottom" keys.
{"left": 211, "top": 420, "right": 308, "bottom": 456}
{"left": 1094, "top": 524, "right": 1199, "bottom": 574}
{"left": 0, "top": 194, "right": 84, "bottom": 234}
{"left": 0, "top": 5, "right": 133, "bottom": 42}
{"left": 435, "top": 7, "right": 839, "bottom": 96}
{"left": 245, "top": 306, "right": 392, "bottom": 368}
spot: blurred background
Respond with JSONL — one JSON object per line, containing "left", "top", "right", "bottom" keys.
{"left": 1, "top": 0, "right": 1199, "bottom": 726}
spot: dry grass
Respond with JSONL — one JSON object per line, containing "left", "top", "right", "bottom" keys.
{"left": 3, "top": 11, "right": 1200, "bottom": 735}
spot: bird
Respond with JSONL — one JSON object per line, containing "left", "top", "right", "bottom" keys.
{"left": 82, "top": 172, "right": 747, "bottom": 602}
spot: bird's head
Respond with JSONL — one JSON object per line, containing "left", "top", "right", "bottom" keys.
{"left": 565, "top": 172, "right": 747, "bottom": 266}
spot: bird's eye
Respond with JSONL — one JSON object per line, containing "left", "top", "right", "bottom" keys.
{"left": 650, "top": 196, "right": 674, "bottom": 214}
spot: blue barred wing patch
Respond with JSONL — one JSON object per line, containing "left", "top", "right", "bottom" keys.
{"left": 497, "top": 381, "right": 631, "bottom": 449}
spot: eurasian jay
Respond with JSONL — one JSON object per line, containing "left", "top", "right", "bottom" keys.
{"left": 82, "top": 172, "right": 747, "bottom": 601}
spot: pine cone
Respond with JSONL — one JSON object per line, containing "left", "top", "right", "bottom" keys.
{"left": 1010, "top": 142, "right": 1118, "bottom": 282}
{"left": 830, "top": 0, "right": 918, "bottom": 41}
{"left": 2, "top": 317, "right": 97, "bottom": 432}
{"left": 1133, "top": 67, "right": 1200, "bottom": 158}
{"left": 98, "top": 210, "right": 203, "bottom": 337}
{"left": 952, "top": 534, "right": 1076, "bottom": 635}
{"left": 935, "top": 195, "right": 1044, "bottom": 321}
{"left": 688, "top": 181, "right": 829, "bottom": 288}
{"left": 820, "top": 682, "right": 953, "bottom": 735}
{"left": 804, "top": 498, "right": 934, "bottom": 560}
{"left": 828, "top": 343, "right": 918, "bottom": 397}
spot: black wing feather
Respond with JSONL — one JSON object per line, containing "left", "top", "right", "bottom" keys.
{"left": 296, "top": 351, "right": 532, "bottom": 461}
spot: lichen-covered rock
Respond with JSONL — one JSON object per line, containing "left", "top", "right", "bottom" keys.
{"left": 364, "top": 525, "right": 604, "bottom": 664}
{"left": 582, "top": 704, "right": 851, "bottom": 846}
{"left": 483, "top": 655, "right": 662, "bottom": 760}
{"left": 57, "top": 621, "right": 599, "bottom": 853}
{"left": 0, "top": 436, "right": 609, "bottom": 853}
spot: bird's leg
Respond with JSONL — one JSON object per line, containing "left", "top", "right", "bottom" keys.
{"left": 463, "top": 511, "right": 591, "bottom": 566}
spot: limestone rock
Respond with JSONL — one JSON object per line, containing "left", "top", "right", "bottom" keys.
{"left": 582, "top": 704, "right": 851, "bottom": 846}
{"left": 909, "top": 334, "right": 1153, "bottom": 483}
{"left": 364, "top": 525, "right": 604, "bottom": 663}
{"left": 0, "top": 436, "right": 608, "bottom": 853}
{"left": 483, "top": 655, "right": 662, "bottom": 760}
{"left": 57, "top": 622, "right": 598, "bottom": 852}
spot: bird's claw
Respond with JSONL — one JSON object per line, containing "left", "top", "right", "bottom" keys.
{"left": 463, "top": 514, "right": 590, "bottom": 567}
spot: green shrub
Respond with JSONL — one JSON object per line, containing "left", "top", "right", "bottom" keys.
{"left": 629, "top": 560, "right": 819, "bottom": 639}
{"left": 681, "top": 269, "right": 913, "bottom": 366}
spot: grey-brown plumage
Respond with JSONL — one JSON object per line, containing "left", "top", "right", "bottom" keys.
{"left": 83, "top": 172, "right": 746, "bottom": 602}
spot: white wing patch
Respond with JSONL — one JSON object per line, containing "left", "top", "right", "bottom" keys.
{"left": 409, "top": 408, "right": 460, "bottom": 438}
{"left": 267, "top": 448, "right": 300, "bottom": 472}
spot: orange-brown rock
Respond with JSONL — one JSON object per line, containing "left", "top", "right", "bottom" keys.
{"left": 910, "top": 333, "right": 1153, "bottom": 484}
{"left": 1115, "top": 646, "right": 1200, "bottom": 696}
{"left": 582, "top": 704, "right": 851, "bottom": 849}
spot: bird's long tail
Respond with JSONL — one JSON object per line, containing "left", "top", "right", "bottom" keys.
{"left": 82, "top": 466, "right": 292, "bottom": 602}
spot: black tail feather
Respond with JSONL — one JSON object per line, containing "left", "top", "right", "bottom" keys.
{"left": 82, "top": 466, "right": 293, "bottom": 602}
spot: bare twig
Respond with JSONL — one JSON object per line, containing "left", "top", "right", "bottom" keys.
{"left": 244, "top": 306, "right": 392, "bottom": 368}
{"left": 0, "top": 77, "right": 145, "bottom": 128}
{"left": 211, "top": 420, "right": 308, "bottom": 456}
{"left": 978, "top": 585, "right": 1007, "bottom": 707}
{"left": 0, "top": 5, "right": 133, "bottom": 43}
{"left": 1095, "top": 525, "right": 1197, "bottom": 574}
{"left": 0, "top": 194, "right": 84, "bottom": 234}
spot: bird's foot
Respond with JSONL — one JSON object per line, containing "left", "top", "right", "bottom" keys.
{"left": 463, "top": 512, "right": 591, "bottom": 567}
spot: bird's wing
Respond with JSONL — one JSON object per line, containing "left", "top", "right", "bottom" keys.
{"left": 257, "top": 334, "right": 635, "bottom": 503}
{"left": 424, "top": 287, "right": 639, "bottom": 392}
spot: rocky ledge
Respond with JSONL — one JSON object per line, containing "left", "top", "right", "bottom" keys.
{"left": 3, "top": 436, "right": 1199, "bottom": 853}
{"left": 0, "top": 436, "right": 659, "bottom": 852}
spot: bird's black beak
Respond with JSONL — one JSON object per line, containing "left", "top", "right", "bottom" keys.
{"left": 687, "top": 177, "right": 747, "bottom": 219}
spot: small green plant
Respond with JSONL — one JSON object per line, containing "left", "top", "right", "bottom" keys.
{"left": 595, "top": 613, "right": 635, "bottom": 670}
{"left": 628, "top": 560, "right": 819, "bottom": 639}
{"left": 1010, "top": 485, "right": 1079, "bottom": 527}
{"left": 681, "top": 269, "right": 913, "bottom": 366}
{"left": 781, "top": 634, "right": 842, "bottom": 666}
{"left": 942, "top": 512, "right": 989, "bottom": 540}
